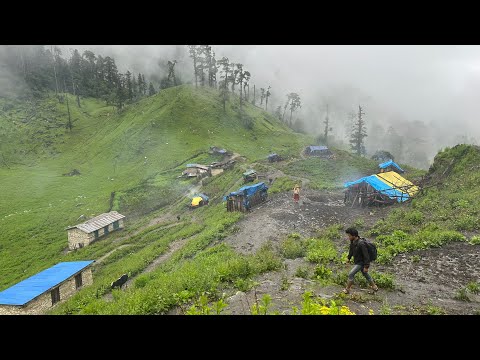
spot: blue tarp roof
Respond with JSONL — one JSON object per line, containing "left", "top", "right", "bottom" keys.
{"left": 193, "top": 193, "right": 209, "bottom": 201}
{"left": 344, "top": 175, "right": 409, "bottom": 202}
{"left": 379, "top": 160, "right": 404, "bottom": 173}
{"left": 0, "top": 261, "right": 94, "bottom": 306}
{"left": 224, "top": 182, "right": 268, "bottom": 200}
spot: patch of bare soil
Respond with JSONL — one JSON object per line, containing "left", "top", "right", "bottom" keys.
{"left": 221, "top": 189, "right": 480, "bottom": 315}
{"left": 376, "top": 242, "right": 480, "bottom": 314}
{"left": 224, "top": 189, "right": 392, "bottom": 254}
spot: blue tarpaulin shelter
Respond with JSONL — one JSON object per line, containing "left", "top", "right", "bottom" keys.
{"left": 344, "top": 174, "right": 410, "bottom": 202}
{"left": 224, "top": 182, "right": 268, "bottom": 211}
{"left": 379, "top": 160, "right": 405, "bottom": 173}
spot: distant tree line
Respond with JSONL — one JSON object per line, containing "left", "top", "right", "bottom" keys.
{"left": 0, "top": 45, "right": 164, "bottom": 110}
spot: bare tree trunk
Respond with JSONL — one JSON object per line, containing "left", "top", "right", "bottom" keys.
{"left": 51, "top": 45, "right": 59, "bottom": 99}
{"left": 76, "top": 86, "right": 81, "bottom": 108}
{"left": 64, "top": 80, "right": 72, "bottom": 131}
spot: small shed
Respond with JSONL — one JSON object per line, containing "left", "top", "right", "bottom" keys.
{"left": 66, "top": 211, "right": 125, "bottom": 250}
{"left": 243, "top": 169, "right": 257, "bottom": 183}
{"left": 209, "top": 146, "right": 230, "bottom": 156}
{"left": 182, "top": 164, "right": 212, "bottom": 178}
{"left": 0, "top": 260, "right": 94, "bottom": 315}
{"left": 304, "top": 145, "right": 333, "bottom": 158}
{"left": 378, "top": 159, "right": 405, "bottom": 174}
{"left": 267, "top": 153, "right": 282, "bottom": 162}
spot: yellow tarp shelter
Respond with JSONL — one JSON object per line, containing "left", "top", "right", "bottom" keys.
{"left": 191, "top": 197, "right": 203, "bottom": 207}
{"left": 376, "top": 171, "right": 420, "bottom": 197}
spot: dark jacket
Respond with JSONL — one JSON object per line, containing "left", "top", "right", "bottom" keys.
{"left": 348, "top": 238, "right": 370, "bottom": 267}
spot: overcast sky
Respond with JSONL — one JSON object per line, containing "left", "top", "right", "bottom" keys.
{"left": 60, "top": 45, "right": 480, "bottom": 125}
{"left": 57, "top": 45, "right": 480, "bottom": 158}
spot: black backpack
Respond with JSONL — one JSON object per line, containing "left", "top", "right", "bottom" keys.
{"left": 360, "top": 238, "right": 377, "bottom": 261}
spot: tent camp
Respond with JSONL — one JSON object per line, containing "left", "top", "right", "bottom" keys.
{"left": 224, "top": 182, "right": 268, "bottom": 212}
{"left": 267, "top": 153, "right": 282, "bottom": 162}
{"left": 191, "top": 193, "right": 209, "bottom": 208}
{"left": 378, "top": 159, "right": 405, "bottom": 174}
{"left": 344, "top": 171, "right": 419, "bottom": 207}
{"left": 304, "top": 145, "right": 333, "bottom": 158}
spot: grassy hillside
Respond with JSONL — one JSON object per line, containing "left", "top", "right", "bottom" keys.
{"left": 366, "top": 144, "right": 480, "bottom": 263}
{"left": 0, "top": 85, "right": 314, "bottom": 290}
{"left": 1, "top": 83, "right": 432, "bottom": 315}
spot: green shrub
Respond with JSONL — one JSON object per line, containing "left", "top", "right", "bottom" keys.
{"left": 313, "top": 264, "right": 332, "bottom": 280}
{"left": 405, "top": 210, "right": 423, "bottom": 225}
{"left": 280, "top": 236, "right": 306, "bottom": 259}
{"left": 295, "top": 266, "right": 309, "bottom": 279}
{"left": 306, "top": 238, "right": 339, "bottom": 264}
{"left": 470, "top": 236, "right": 480, "bottom": 245}
{"left": 466, "top": 282, "right": 480, "bottom": 295}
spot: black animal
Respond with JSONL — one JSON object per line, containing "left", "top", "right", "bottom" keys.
{"left": 177, "top": 215, "right": 180, "bottom": 221}
{"left": 111, "top": 273, "right": 128, "bottom": 289}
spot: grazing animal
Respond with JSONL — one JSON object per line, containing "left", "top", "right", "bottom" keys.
{"left": 177, "top": 215, "right": 180, "bottom": 221}
{"left": 111, "top": 273, "right": 128, "bottom": 289}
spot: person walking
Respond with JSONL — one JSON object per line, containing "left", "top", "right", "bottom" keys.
{"left": 343, "top": 227, "right": 379, "bottom": 294}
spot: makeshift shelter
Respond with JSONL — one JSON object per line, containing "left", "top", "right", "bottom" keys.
{"left": 209, "top": 146, "right": 230, "bottom": 156}
{"left": 243, "top": 169, "right": 257, "bottom": 183}
{"left": 304, "top": 145, "right": 333, "bottom": 158}
{"left": 378, "top": 159, "right": 405, "bottom": 174}
{"left": 224, "top": 182, "right": 268, "bottom": 212}
{"left": 182, "top": 164, "right": 212, "bottom": 178}
{"left": 267, "top": 153, "right": 282, "bottom": 162}
{"left": 344, "top": 171, "right": 419, "bottom": 207}
{"left": 191, "top": 193, "right": 209, "bottom": 208}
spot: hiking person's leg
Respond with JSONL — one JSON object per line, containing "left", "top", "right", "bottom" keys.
{"left": 344, "top": 264, "right": 362, "bottom": 293}
{"left": 361, "top": 267, "right": 378, "bottom": 292}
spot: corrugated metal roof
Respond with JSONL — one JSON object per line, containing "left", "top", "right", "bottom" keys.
{"left": 307, "top": 145, "right": 329, "bottom": 151}
{"left": 0, "top": 261, "right": 94, "bottom": 306}
{"left": 69, "top": 211, "right": 125, "bottom": 233}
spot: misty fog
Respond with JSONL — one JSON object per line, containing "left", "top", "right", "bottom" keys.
{"left": 10, "top": 45, "right": 480, "bottom": 169}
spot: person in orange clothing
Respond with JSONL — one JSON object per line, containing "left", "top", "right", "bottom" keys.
{"left": 293, "top": 184, "right": 301, "bottom": 203}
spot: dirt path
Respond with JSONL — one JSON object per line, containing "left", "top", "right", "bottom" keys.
{"left": 220, "top": 188, "right": 480, "bottom": 315}
{"left": 96, "top": 244, "right": 132, "bottom": 264}
{"left": 223, "top": 189, "right": 390, "bottom": 254}
{"left": 103, "top": 235, "right": 193, "bottom": 301}
{"left": 137, "top": 237, "right": 190, "bottom": 275}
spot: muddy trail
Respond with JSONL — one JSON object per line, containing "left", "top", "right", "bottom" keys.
{"left": 219, "top": 189, "right": 480, "bottom": 315}
{"left": 224, "top": 189, "right": 391, "bottom": 254}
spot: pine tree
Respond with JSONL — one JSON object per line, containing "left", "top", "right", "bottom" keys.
{"left": 350, "top": 105, "right": 367, "bottom": 155}
{"left": 148, "top": 82, "right": 156, "bottom": 96}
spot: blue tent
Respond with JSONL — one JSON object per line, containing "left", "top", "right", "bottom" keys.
{"left": 344, "top": 175, "right": 410, "bottom": 202}
{"left": 378, "top": 160, "right": 404, "bottom": 173}
{"left": 307, "top": 145, "right": 329, "bottom": 151}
